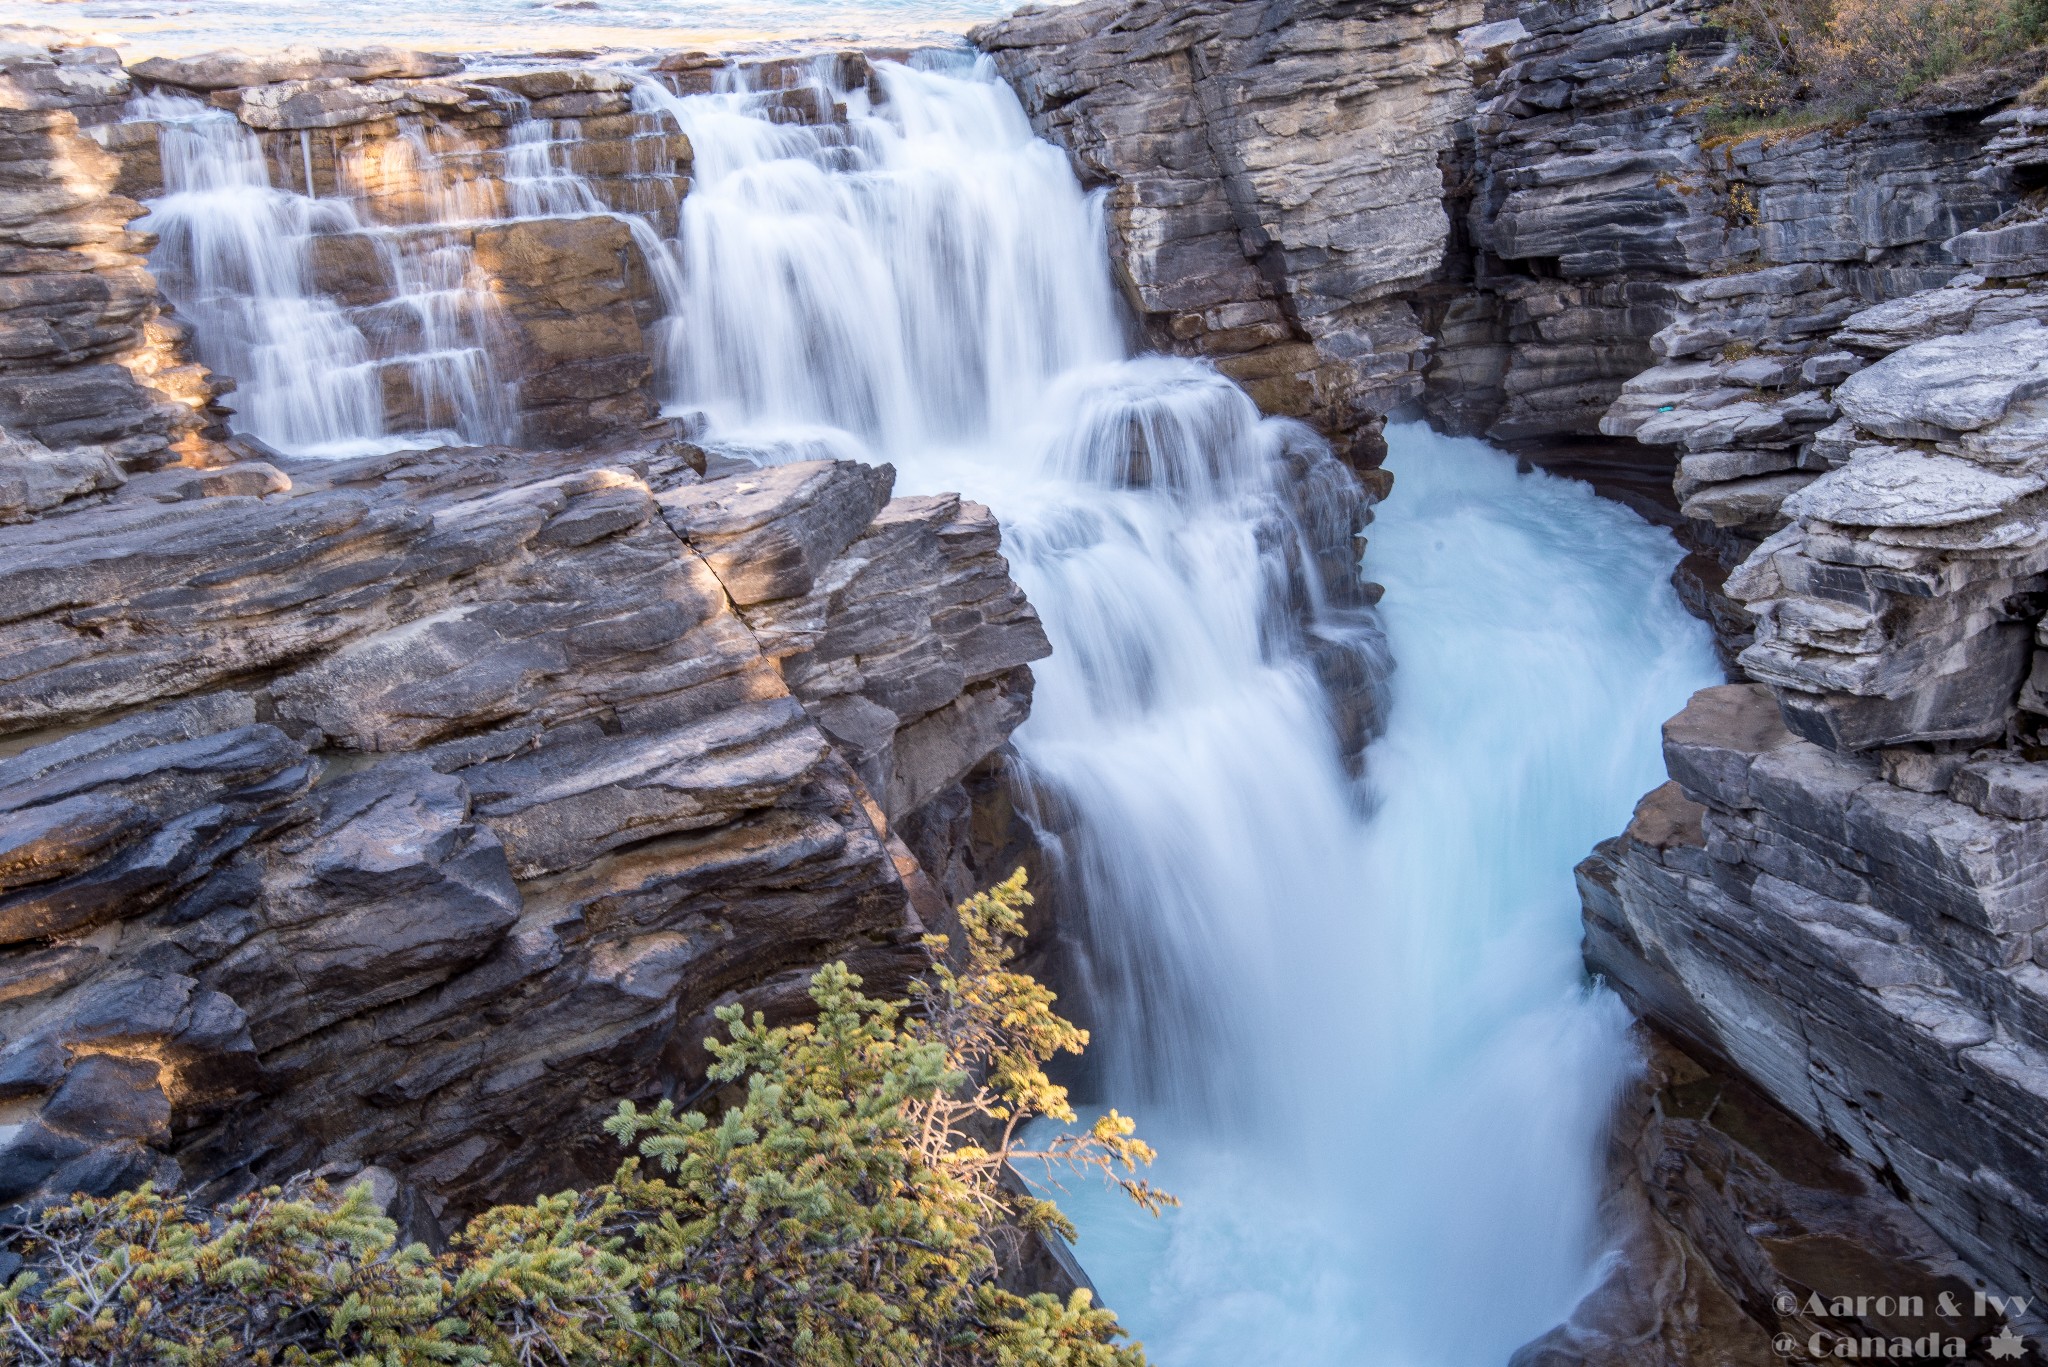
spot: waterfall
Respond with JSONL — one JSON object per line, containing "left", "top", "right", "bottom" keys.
{"left": 135, "top": 92, "right": 524, "bottom": 456}
{"left": 632, "top": 62, "right": 1126, "bottom": 457}
{"left": 1041, "top": 423, "right": 1720, "bottom": 1364}
{"left": 651, "top": 55, "right": 1720, "bottom": 1364}
{"left": 135, "top": 46, "right": 1722, "bottom": 1364}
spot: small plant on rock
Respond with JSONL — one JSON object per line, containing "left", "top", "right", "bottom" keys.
{"left": 1703, "top": 0, "right": 2048, "bottom": 127}
{"left": 0, "top": 870, "right": 1168, "bottom": 1367}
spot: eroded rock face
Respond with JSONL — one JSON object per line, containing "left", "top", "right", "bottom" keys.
{"left": 0, "top": 40, "right": 221, "bottom": 483}
{"left": 1439, "top": 0, "right": 1737, "bottom": 445}
{"left": 1583, "top": 684, "right": 2048, "bottom": 1304}
{"left": 974, "top": 0, "right": 1484, "bottom": 463}
{"left": 0, "top": 446, "right": 1047, "bottom": 1227}
{"left": 1528, "top": 48, "right": 2048, "bottom": 1357}
{"left": 1515, "top": 1029, "right": 2010, "bottom": 1367}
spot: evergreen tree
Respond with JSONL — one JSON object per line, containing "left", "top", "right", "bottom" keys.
{"left": 0, "top": 871, "right": 1168, "bottom": 1367}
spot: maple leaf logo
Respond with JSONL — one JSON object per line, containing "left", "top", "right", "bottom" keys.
{"left": 1987, "top": 1326, "right": 2028, "bottom": 1361}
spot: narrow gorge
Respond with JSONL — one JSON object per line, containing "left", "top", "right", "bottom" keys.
{"left": 0, "top": 0, "right": 2044, "bottom": 1360}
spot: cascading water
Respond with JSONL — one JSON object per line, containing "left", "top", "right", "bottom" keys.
{"left": 1039, "top": 423, "right": 1721, "bottom": 1365}
{"left": 136, "top": 44, "right": 1723, "bottom": 1364}
{"left": 134, "top": 92, "right": 523, "bottom": 456}
{"left": 644, "top": 54, "right": 1722, "bottom": 1365}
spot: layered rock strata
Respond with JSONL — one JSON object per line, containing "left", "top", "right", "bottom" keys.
{"left": 1583, "top": 683, "right": 2048, "bottom": 1310}
{"left": 972, "top": 0, "right": 2015, "bottom": 503}
{"left": 1539, "top": 45, "right": 2048, "bottom": 1358}
{"left": 1454, "top": 1, "right": 2009, "bottom": 443}
{"left": 974, "top": 0, "right": 1486, "bottom": 465}
{"left": 0, "top": 442, "right": 1048, "bottom": 1228}
{"left": 0, "top": 39, "right": 223, "bottom": 502}
{"left": 1592, "top": 124, "right": 2018, "bottom": 662}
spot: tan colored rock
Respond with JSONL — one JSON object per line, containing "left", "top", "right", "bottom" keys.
{"left": 131, "top": 46, "right": 459, "bottom": 92}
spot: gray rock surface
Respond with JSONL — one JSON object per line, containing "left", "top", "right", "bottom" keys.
{"left": 0, "top": 442, "right": 1049, "bottom": 1223}
{"left": 974, "top": 0, "right": 1484, "bottom": 462}
{"left": 1583, "top": 684, "right": 2048, "bottom": 1304}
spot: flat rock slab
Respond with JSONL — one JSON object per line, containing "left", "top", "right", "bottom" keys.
{"left": 1835, "top": 320, "right": 2048, "bottom": 441}
{"left": 1785, "top": 445, "right": 2048, "bottom": 529}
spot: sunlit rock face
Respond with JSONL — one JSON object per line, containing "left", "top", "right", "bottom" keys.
{"left": 0, "top": 37, "right": 1053, "bottom": 1230}
{"left": 972, "top": 0, "right": 1484, "bottom": 467}
{"left": 0, "top": 44, "right": 220, "bottom": 482}
{"left": 0, "top": 443, "right": 1047, "bottom": 1225}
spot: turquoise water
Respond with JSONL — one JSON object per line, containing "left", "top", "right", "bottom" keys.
{"left": 1043, "top": 425, "right": 1721, "bottom": 1365}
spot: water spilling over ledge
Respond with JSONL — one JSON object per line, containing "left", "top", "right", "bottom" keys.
{"left": 7, "top": 11, "right": 2040, "bottom": 1360}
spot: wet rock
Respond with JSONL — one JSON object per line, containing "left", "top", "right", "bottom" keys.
{"left": 470, "top": 216, "right": 659, "bottom": 441}
{"left": 975, "top": 0, "right": 1486, "bottom": 454}
{"left": 1523, "top": 1031, "right": 2004, "bottom": 1367}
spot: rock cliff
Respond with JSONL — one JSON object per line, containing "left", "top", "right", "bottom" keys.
{"left": 1582, "top": 222, "right": 2048, "bottom": 1327}
{"left": 0, "top": 438, "right": 1049, "bottom": 1228}
{"left": 975, "top": 0, "right": 1484, "bottom": 467}
{"left": 0, "top": 35, "right": 1052, "bottom": 1234}
{"left": 986, "top": 1, "right": 2048, "bottom": 1353}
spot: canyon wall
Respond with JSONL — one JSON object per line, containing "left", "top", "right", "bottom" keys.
{"left": 990, "top": 0, "right": 2048, "bottom": 1354}
{"left": 4, "top": 6, "right": 2044, "bottom": 1353}
{"left": 0, "top": 37, "right": 1050, "bottom": 1234}
{"left": 976, "top": 0, "right": 1484, "bottom": 469}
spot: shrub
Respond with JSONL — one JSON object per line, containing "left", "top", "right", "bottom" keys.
{"left": 1703, "top": 0, "right": 2048, "bottom": 124}
{"left": 0, "top": 870, "right": 1168, "bottom": 1367}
